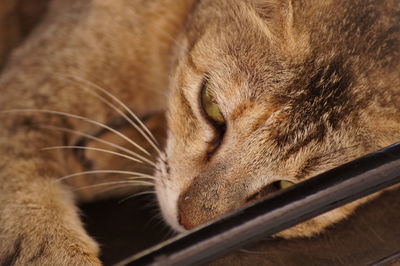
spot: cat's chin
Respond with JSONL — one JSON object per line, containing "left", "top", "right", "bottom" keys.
{"left": 156, "top": 191, "right": 183, "bottom": 232}
{"left": 154, "top": 179, "right": 185, "bottom": 233}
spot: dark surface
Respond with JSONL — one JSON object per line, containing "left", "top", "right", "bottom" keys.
{"left": 81, "top": 188, "right": 400, "bottom": 266}
{"left": 80, "top": 195, "right": 171, "bottom": 266}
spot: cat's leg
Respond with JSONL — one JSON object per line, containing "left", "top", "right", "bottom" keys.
{"left": 0, "top": 142, "right": 101, "bottom": 265}
{"left": 0, "top": 78, "right": 106, "bottom": 264}
{"left": 0, "top": 0, "right": 171, "bottom": 264}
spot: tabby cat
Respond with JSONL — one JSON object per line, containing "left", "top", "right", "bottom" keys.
{"left": 0, "top": 0, "right": 398, "bottom": 264}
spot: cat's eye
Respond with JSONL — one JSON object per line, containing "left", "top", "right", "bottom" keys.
{"left": 201, "top": 82, "right": 225, "bottom": 125}
{"left": 275, "top": 180, "right": 295, "bottom": 190}
{"left": 246, "top": 180, "right": 296, "bottom": 203}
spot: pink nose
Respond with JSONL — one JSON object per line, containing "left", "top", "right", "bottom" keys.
{"left": 178, "top": 208, "right": 195, "bottom": 230}
{"left": 177, "top": 189, "right": 200, "bottom": 230}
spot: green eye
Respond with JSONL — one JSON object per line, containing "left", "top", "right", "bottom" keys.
{"left": 201, "top": 85, "right": 225, "bottom": 124}
{"left": 277, "top": 180, "right": 295, "bottom": 189}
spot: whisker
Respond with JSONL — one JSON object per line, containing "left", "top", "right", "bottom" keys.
{"left": 83, "top": 183, "right": 150, "bottom": 196}
{"left": 3, "top": 109, "right": 152, "bottom": 158}
{"left": 163, "top": 226, "right": 177, "bottom": 240}
{"left": 127, "top": 176, "right": 158, "bottom": 181}
{"left": 54, "top": 169, "right": 157, "bottom": 182}
{"left": 143, "top": 197, "right": 161, "bottom": 209}
{"left": 39, "top": 125, "right": 156, "bottom": 167}
{"left": 118, "top": 190, "right": 156, "bottom": 203}
{"left": 55, "top": 74, "right": 161, "bottom": 155}
{"left": 73, "top": 180, "right": 153, "bottom": 192}
{"left": 43, "top": 145, "right": 142, "bottom": 164}
{"left": 119, "top": 190, "right": 157, "bottom": 203}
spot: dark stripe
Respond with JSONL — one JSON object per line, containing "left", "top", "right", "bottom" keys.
{"left": 1, "top": 236, "right": 23, "bottom": 266}
{"left": 294, "top": 155, "right": 322, "bottom": 180}
{"left": 27, "top": 240, "right": 47, "bottom": 263}
{"left": 278, "top": 123, "right": 326, "bottom": 161}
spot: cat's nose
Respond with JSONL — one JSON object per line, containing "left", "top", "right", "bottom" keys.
{"left": 176, "top": 175, "right": 243, "bottom": 230}
{"left": 177, "top": 191, "right": 196, "bottom": 230}
{"left": 178, "top": 207, "right": 194, "bottom": 230}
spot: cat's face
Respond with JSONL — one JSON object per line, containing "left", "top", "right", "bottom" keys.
{"left": 154, "top": 0, "right": 393, "bottom": 237}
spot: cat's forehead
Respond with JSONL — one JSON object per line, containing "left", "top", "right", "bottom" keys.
{"left": 179, "top": 0, "right": 309, "bottom": 118}
{"left": 185, "top": 30, "right": 291, "bottom": 115}
{"left": 184, "top": 6, "right": 292, "bottom": 100}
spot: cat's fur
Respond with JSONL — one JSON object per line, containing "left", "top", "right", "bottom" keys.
{"left": 156, "top": 0, "right": 400, "bottom": 237}
{"left": 0, "top": 0, "right": 399, "bottom": 264}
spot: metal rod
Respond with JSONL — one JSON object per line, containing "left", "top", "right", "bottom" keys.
{"left": 115, "top": 142, "right": 400, "bottom": 266}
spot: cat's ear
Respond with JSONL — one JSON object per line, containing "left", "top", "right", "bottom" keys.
{"left": 246, "top": 0, "right": 294, "bottom": 37}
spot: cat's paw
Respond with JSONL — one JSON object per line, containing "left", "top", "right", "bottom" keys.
{"left": 0, "top": 169, "right": 102, "bottom": 265}
{"left": 0, "top": 230, "right": 101, "bottom": 266}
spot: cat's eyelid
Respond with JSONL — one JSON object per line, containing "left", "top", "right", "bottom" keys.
{"left": 198, "top": 74, "right": 226, "bottom": 125}
{"left": 199, "top": 74, "right": 220, "bottom": 106}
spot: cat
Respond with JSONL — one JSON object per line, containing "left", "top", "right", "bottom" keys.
{"left": 155, "top": 0, "right": 400, "bottom": 238}
{"left": 0, "top": 0, "right": 399, "bottom": 265}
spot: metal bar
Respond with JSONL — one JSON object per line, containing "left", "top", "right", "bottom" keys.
{"left": 370, "top": 251, "right": 400, "bottom": 266}
{"left": 115, "top": 142, "right": 400, "bottom": 266}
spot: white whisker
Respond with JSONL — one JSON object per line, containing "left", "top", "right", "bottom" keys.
{"left": 54, "top": 169, "right": 157, "bottom": 182}
{"left": 119, "top": 190, "right": 157, "bottom": 203}
{"left": 127, "top": 176, "right": 158, "bottom": 181}
{"left": 55, "top": 74, "right": 162, "bottom": 155}
{"left": 39, "top": 125, "right": 156, "bottom": 167}
{"left": 85, "top": 184, "right": 152, "bottom": 196}
{"left": 3, "top": 109, "right": 152, "bottom": 158}
{"left": 73, "top": 180, "right": 153, "bottom": 192}
{"left": 43, "top": 145, "right": 142, "bottom": 164}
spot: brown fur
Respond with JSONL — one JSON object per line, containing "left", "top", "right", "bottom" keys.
{"left": 160, "top": 0, "right": 399, "bottom": 237}
{"left": 0, "top": 0, "right": 399, "bottom": 264}
{"left": 0, "top": 0, "right": 193, "bottom": 264}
